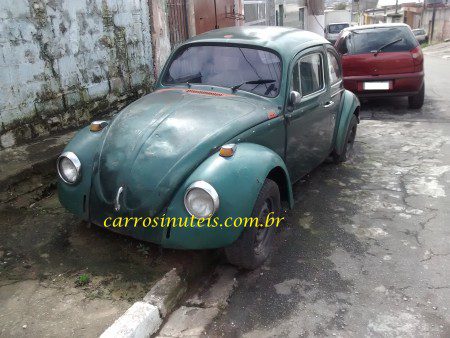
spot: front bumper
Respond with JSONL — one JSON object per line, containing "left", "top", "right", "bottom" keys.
{"left": 343, "top": 71, "right": 424, "bottom": 98}
{"left": 85, "top": 184, "right": 243, "bottom": 250}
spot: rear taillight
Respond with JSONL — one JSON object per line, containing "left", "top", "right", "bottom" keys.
{"left": 411, "top": 46, "right": 423, "bottom": 72}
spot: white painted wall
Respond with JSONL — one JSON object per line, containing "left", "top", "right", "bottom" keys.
{"left": 422, "top": 7, "right": 450, "bottom": 42}
{"left": 0, "top": 0, "right": 154, "bottom": 148}
{"left": 308, "top": 14, "right": 325, "bottom": 36}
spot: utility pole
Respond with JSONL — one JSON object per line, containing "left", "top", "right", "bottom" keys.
{"left": 395, "top": 0, "right": 399, "bottom": 14}
{"left": 430, "top": 3, "right": 437, "bottom": 42}
{"left": 351, "top": 0, "right": 354, "bottom": 22}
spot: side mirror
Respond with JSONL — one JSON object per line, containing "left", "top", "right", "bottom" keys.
{"left": 289, "top": 91, "right": 301, "bottom": 106}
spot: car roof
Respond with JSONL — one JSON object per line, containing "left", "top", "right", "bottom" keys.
{"left": 344, "top": 23, "right": 411, "bottom": 32}
{"left": 183, "top": 26, "right": 329, "bottom": 59}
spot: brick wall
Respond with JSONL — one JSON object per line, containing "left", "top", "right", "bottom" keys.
{"left": 0, "top": 0, "right": 155, "bottom": 148}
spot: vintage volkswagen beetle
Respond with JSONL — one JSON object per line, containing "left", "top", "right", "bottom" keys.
{"left": 58, "top": 26, "right": 360, "bottom": 269}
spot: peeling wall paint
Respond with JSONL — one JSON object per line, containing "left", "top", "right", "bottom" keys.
{"left": 0, "top": 0, "right": 155, "bottom": 148}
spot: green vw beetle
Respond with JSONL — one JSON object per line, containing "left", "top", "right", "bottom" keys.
{"left": 57, "top": 26, "right": 360, "bottom": 269}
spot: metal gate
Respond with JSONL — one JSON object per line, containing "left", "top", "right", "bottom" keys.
{"left": 167, "top": 0, "right": 189, "bottom": 47}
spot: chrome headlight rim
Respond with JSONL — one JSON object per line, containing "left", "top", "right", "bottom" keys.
{"left": 57, "top": 151, "right": 81, "bottom": 185}
{"left": 184, "top": 181, "right": 220, "bottom": 218}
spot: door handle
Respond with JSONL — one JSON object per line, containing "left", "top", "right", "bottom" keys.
{"left": 324, "top": 101, "right": 334, "bottom": 108}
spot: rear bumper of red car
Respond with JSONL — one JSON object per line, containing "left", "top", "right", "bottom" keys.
{"left": 343, "top": 71, "right": 424, "bottom": 98}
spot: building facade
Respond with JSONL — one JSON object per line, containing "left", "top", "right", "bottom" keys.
{"left": 363, "top": 1, "right": 450, "bottom": 42}
{"left": 243, "top": 0, "right": 325, "bottom": 36}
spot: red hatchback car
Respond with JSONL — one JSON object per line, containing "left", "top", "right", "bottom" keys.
{"left": 335, "top": 23, "right": 424, "bottom": 109}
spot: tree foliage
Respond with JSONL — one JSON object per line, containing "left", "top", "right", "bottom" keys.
{"left": 334, "top": 2, "right": 347, "bottom": 10}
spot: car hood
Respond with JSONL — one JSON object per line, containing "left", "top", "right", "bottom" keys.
{"left": 92, "top": 88, "right": 276, "bottom": 216}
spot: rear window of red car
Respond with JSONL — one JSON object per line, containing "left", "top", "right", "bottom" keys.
{"left": 339, "top": 26, "right": 418, "bottom": 55}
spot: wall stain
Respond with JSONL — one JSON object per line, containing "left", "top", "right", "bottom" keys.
{"left": 0, "top": 0, "right": 155, "bottom": 149}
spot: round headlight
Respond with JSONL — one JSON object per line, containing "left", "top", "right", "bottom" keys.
{"left": 57, "top": 152, "right": 81, "bottom": 184}
{"left": 184, "top": 181, "right": 219, "bottom": 218}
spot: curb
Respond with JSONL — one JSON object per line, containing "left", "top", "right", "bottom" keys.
{"left": 157, "top": 265, "right": 238, "bottom": 337}
{"left": 143, "top": 269, "right": 187, "bottom": 318}
{"left": 100, "top": 302, "right": 162, "bottom": 338}
{"left": 100, "top": 255, "right": 218, "bottom": 338}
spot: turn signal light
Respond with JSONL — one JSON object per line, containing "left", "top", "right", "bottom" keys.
{"left": 90, "top": 120, "right": 108, "bottom": 132}
{"left": 219, "top": 144, "right": 236, "bottom": 157}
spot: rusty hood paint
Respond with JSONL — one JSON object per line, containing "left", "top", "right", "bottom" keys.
{"left": 92, "top": 88, "right": 275, "bottom": 216}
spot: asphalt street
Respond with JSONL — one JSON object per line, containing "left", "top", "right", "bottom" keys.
{"left": 206, "top": 45, "right": 450, "bottom": 337}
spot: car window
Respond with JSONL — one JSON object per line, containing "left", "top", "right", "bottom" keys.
{"left": 346, "top": 26, "right": 418, "bottom": 54}
{"left": 413, "top": 29, "right": 425, "bottom": 36}
{"left": 162, "top": 45, "right": 282, "bottom": 97}
{"left": 328, "top": 23, "right": 349, "bottom": 34}
{"left": 292, "top": 53, "right": 324, "bottom": 97}
{"left": 327, "top": 50, "right": 341, "bottom": 84}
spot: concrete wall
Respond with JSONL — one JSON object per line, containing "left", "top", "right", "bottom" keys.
{"left": 0, "top": 0, "right": 155, "bottom": 149}
{"left": 423, "top": 6, "right": 450, "bottom": 42}
{"left": 150, "top": 0, "right": 171, "bottom": 78}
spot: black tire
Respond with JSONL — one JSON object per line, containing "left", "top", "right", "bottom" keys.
{"left": 408, "top": 83, "right": 424, "bottom": 109}
{"left": 225, "top": 179, "right": 281, "bottom": 270}
{"left": 333, "top": 114, "right": 358, "bottom": 164}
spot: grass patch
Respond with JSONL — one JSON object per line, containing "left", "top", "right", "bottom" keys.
{"left": 75, "top": 273, "right": 90, "bottom": 287}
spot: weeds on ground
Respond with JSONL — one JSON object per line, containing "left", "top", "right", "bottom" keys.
{"left": 75, "top": 273, "right": 90, "bottom": 287}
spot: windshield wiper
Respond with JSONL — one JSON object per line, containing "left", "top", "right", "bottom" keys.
{"left": 173, "top": 73, "right": 202, "bottom": 87}
{"left": 231, "top": 79, "right": 275, "bottom": 92}
{"left": 371, "top": 38, "right": 403, "bottom": 56}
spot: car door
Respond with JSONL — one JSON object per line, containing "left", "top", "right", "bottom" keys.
{"left": 285, "top": 46, "right": 333, "bottom": 182}
{"left": 326, "top": 47, "right": 344, "bottom": 136}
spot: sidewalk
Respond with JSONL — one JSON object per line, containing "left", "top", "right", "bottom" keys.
{"left": 0, "top": 131, "right": 75, "bottom": 204}
{"left": 422, "top": 41, "right": 450, "bottom": 58}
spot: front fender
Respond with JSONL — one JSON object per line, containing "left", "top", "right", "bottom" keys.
{"left": 162, "top": 143, "right": 293, "bottom": 249}
{"left": 57, "top": 125, "right": 105, "bottom": 219}
{"left": 334, "top": 89, "right": 360, "bottom": 156}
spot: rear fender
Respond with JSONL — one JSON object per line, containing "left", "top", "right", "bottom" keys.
{"left": 334, "top": 89, "right": 360, "bottom": 156}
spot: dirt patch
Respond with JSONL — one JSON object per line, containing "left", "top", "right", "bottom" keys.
{"left": 0, "top": 187, "right": 211, "bottom": 336}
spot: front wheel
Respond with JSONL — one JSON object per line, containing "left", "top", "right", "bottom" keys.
{"left": 333, "top": 114, "right": 358, "bottom": 164}
{"left": 408, "top": 83, "right": 424, "bottom": 109}
{"left": 224, "top": 179, "right": 281, "bottom": 270}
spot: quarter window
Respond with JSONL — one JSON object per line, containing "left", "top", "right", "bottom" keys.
{"left": 327, "top": 51, "right": 341, "bottom": 85}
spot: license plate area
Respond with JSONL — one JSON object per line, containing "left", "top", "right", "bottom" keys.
{"left": 363, "top": 81, "right": 391, "bottom": 90}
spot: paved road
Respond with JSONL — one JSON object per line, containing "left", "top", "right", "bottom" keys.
{"left": 206, "top": 46, "right": 450, "bottom": 337}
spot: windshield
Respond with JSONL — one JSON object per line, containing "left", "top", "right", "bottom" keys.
{"left": 162, "top": 45, "right": 282, "bottom": 97}
{"left": 328, "top": 23, "right": 349, "bottom": 34}
{"left": 346, "top": 27, "right": 418, "bottom": 54}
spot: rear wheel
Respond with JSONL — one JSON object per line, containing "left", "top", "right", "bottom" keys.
{"left": 408, "top": 83, "right": 424, "bottom": 109}
{"left": 333, "top": 114, "right": 358, "bottom": 164}
{"left": 225, "top": 179, "right": 280, "bottom": 270}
